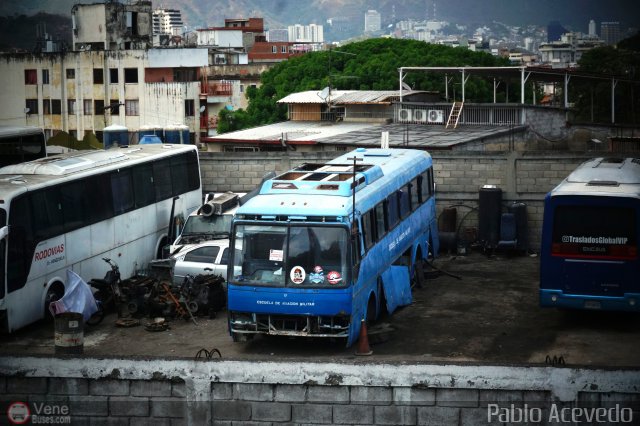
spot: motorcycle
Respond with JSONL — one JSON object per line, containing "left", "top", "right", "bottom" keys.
{"left": 86, "top": 258, "right": 127, "bottom": 326}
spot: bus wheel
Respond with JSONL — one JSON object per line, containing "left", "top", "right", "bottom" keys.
{"left": 44, "top": 283, "right": 64, "bottom": 320}
{"left": 411, "top": 258, "right": 425, "bottom": 289}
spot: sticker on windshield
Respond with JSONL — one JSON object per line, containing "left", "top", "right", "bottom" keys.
{"left": 290, "top": 266, "right": 306, "bottom": 284}
{"left": 269, "top": 249, "right": 283, "bottom": 262}
{"left": 327, "top": 271, "right": 342, "bottom": 285}
{"left": 309, "top": 265, "right": 324, "bottom": 284}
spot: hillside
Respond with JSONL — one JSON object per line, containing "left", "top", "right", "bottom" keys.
{"left": 2, "top": 0, "right": 638, "bottom": 38}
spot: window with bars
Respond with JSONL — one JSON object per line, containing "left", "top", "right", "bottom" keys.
{"left": 125, "top": 99, "right": 139, "bottom": 116}
{"left": 184, "top": 99, "right": 195, "bottom": 117}
{"left": 68, "top": 99, "right": 77, "bottom": 115}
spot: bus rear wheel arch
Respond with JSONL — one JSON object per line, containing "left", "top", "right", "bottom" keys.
{"left": 44, "top": 281, "right": 64, "bottom": 320}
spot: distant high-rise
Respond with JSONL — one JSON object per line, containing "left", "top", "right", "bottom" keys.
{"left": 364, "top": 10, "right": 381, "bottom": 33}
{"left": 547, "top": 21, "right": 567, "bottom": 42}
{"left": 153, "top": 8, "right": 184, "bottom": 36}
{"left": 588, "top": 19, "right": 596, "bottom": 37}
{"left": 288, "top": 24, "right": 323, "bottom": 43}
{"left": 601, "top": 21, "right": 621, "bottom": 45}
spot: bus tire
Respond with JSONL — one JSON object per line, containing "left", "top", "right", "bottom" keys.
{"left": 44, "top": 282, "right": 64, "bottom": 320}
{"left": 411, "top": 258, "right": 425, "bottom": 289}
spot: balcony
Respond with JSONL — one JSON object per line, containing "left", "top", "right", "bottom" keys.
{"left": 201, "top": 81, "right": 233, "bottom": 103}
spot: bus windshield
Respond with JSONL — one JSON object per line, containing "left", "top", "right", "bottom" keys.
{"left": 231, "top": 223, "right": 350, "bottom": 287}
{"left": 551, "top": 205, "right": 637, "bottom": 259}
{"left": 182, "top": 214, "right": 233, "bottom": 238}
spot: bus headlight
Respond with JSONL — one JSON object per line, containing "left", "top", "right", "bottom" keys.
{"left": 551, "top": 295, "right": 558, "bottom": 302}
{"left": 630, "top": 298, "right": 636, "bottom": 306}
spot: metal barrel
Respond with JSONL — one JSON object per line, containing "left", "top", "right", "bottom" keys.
{"left": 54, "top": 312, "right": 84, "bottom": 355}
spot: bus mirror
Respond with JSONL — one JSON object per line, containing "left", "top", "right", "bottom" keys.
{"left": 0, "top": 226, "right": 7, "bottom": 240}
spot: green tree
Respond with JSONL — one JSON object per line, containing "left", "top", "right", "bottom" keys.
{"left": 572, "top": 33, "right": 640, "bottom": 124}
{"left": 218, "top": 38, "right": 510, "bottom": 133}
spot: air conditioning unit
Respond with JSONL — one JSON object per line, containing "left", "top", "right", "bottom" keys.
{"left": 413, "top": 109, "right": 427, "bottom": 123}
{"left": 397, "top": 108, "right": 412, "bottom": 123}
{"left": 427, "top": 109, "right": 444, "bottom": 124}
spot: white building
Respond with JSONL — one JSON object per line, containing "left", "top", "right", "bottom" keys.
{"left": 588, "top": 19, "right": 597, "bottom": 37}
{"left": 0, "top": 48, "right": 208, "bottom": 144}
{"left": 539, "top": 32, "right": 604, "bottom": 68}
{"left": 364, "top": 10, "right": 381, "bottom": 33}
{"left": 287, "top": 24, "right": 324, "bottom": 43}
{"left": 153, "top": 8, "right": 184, "bottom": 36}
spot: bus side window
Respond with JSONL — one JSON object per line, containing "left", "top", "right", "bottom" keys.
{"left": 386, "top": 194, "right": 400, "bottom": 230}
{"left": 374, "top": 201, "right": 386, "bottom": 240}
{"left": 7, "top": 195, "right": 33, "bottom": 293}
{"left": 420, "top": 171, "right": 430, "bottom": 202}
{"left": 31, "top": 188, "right": 64, "bottom": 241}
{"left": 60, "top": 180, "right": 88, "bottom": 232}
{"left": 362, "top": 210, "right": 375, "bottom": 251}
{"left": 410, "top": 178, "right": 419, "bottom": 211}
{"left": 153, "top": 158, "right": 173, "bottom": 201}
{"left": 399, "top": 187, "right": 410, "bottom": 219}
{"left": 111, "top": 169, "right": 134, "bottom": 215}
{"left": 133, "top": 163, "right": 155, "bottom": 208}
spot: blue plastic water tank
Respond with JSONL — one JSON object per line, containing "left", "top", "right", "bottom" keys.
{"left": 165, "top": 124, "right": 190, "bottom": 144}
{"left": 138, "top": 124, "right": 163, "bottom": 143}
{"left": 139, "top": 135, "right": 163, "bottom": 145}
{"left": 103, "top": 124, "right": 129, "bottom": 149}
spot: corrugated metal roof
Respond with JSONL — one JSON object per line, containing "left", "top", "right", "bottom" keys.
{"left": 277, "top": 90, "right": 354, "bottom": 104}
{"left": 277, "top": 90, "right": 423, "bottom": 105}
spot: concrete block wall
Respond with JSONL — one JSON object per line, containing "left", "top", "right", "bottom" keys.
{"left": 1, "top": 357, "right": 639, "bottom": 425}
{"left": 199, "top": 150, "right": 598, "bottom": 252}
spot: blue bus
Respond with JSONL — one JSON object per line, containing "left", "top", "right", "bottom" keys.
{"left": 540, "top": 157, "right": 639, "bottom": 312}
{"left": 227, "top": 148, "right": 439, "bottom": 346}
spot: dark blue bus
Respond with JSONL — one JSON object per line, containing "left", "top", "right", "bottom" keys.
{"left": 540, "top": 157, "right": 639, "bottom": 311}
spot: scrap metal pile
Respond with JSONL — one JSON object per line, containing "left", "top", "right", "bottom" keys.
{"left": 107, "top": 262, "right": 226, "bottom": 324}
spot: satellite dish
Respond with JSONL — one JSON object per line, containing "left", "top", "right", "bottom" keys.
{"left": 318, "top": 86, "right": 330, "bottom": 101}
{"left": 24, "top": 108, "right": 31, "bottom": 114}
{"left": 199, "top": 105, "right": 206, "bottom": 113}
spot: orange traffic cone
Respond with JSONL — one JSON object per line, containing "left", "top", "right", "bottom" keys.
{"left": 355, "top": 319, "right": 373, "bottom": 356}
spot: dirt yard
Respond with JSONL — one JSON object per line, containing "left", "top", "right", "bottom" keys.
{"left": 2, "top": 251, "right": 640, "bottom": 367}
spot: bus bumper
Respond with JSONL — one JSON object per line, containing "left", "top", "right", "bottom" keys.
{"left": 540, "top": 290, "right": 640, "bottom": 312}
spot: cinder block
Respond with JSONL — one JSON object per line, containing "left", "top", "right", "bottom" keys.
{"left": 250, "top": 401, "right": 292, "bottom": 422}
{"left": 48, "top": 378, "right": 88, "bottom": 395}
{"left": 89, "top": 418, "right": 130, "bottom": 426}
{"left": 333, "top": 405, "right": 373, "bottom": 425}
{"left": 307, "top": 385, "right": 349, "bottom": 404}
{"left": 461, "top": 407, "right": 495, "bottom": 425}
{"left": 350, "top": 386, "right": 392, "bottom": 405}
{"left": 171, "top": 381, "right": 186, "bottom": 398}
{"left": 6, "top": 377, "right": 47, "bottom": 394}
{"left": 151, "top": 398, "right": 186, "bottom": 418}
{"left": 109, "top": 396, "right": 150, "bottom": 417}
{"left": 89, "top": 379, "right": 129, "bottom": 396}
{"left": 436, "top": 389, "right": 479, "bottom": 407}
{"left": 68, "top": 395, "right": 109, "bottom": 416}
{"left": 211, "top": 400, "right": 251, "bottom": 421}
{"left": 291, "top": 404, "right": 333, "bottom": 424}
{"left": 130, "top": 380, "right": 172, "bottom": 397}
{"left": 129, "top": 419, "right": 172, "bottom": 426}
{"left": 232, "top": 383, "right": 273, "bottom": 401}
{"left": 479, "top": 390, "right": 524, "bottom": 407}
{"left": 417, "top": 406, "right": 460, "bottom": 425}
{"left": 274, "top": 384, "right": 306, "bottom": 403}
{"left": 393, "top": 387, "right": 436, "bottom": 406}
{"left": 374, "top": 405, "right": 416, "bottom": 425}
{"left": 212, "top": 383, "right": 233, "bottom": 400}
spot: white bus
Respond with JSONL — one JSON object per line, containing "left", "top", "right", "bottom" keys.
{"left": 0, "top": 144, "right": 202, "bottom": 332}
{"left": 0, "top": 126, "right": 47, "bottom": 167}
